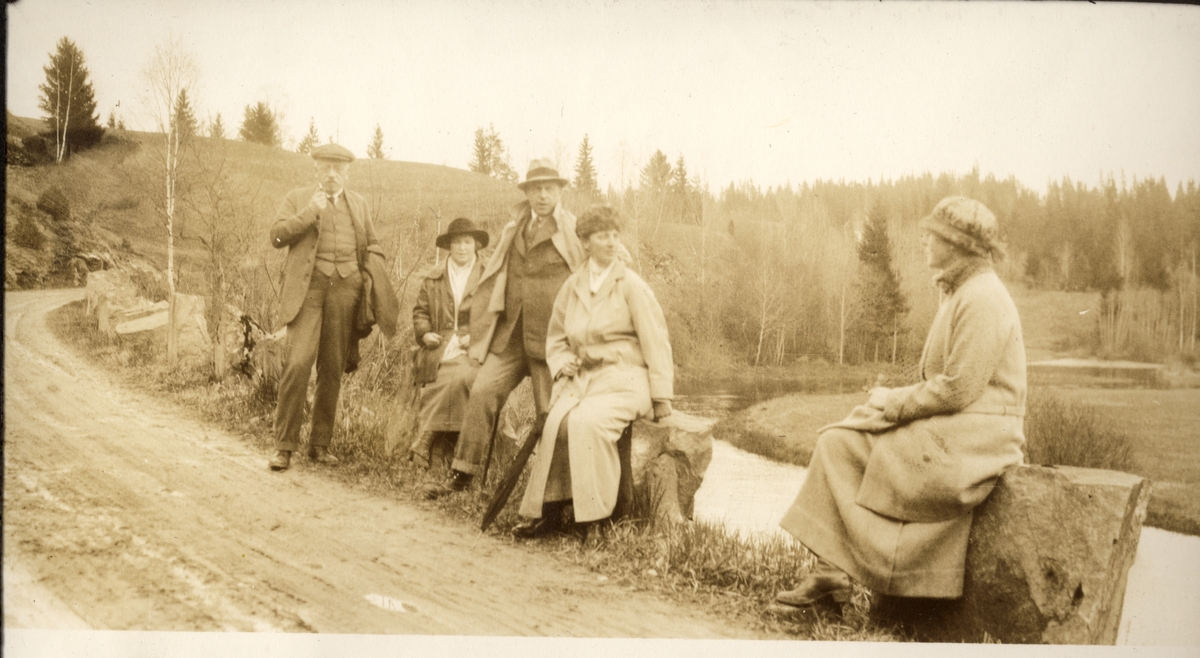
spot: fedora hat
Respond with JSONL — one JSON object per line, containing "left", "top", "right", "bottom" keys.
{"left": 310, "top": 143, "right": 355, "bottom": 163}
{"left": 517, "top": 158, "right": 568, "bottom": 190}
{"left": 436, "top": 217, "right": 490, "bottom": 250}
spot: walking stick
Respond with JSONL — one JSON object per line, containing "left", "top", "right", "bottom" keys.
{"left": 480, "top": 413, "right": 547, "bottom": 532}
{"left": 479, "top": 411, "right": 502, "bottom": 487}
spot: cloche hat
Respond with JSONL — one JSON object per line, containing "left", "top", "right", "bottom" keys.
{"left": 919, "top": 196, "right": 1007, "bottom": 261}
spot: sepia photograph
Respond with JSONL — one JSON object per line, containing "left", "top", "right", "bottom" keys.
{"left": 4, "top": 0, "right": 1200, "bottom": 656}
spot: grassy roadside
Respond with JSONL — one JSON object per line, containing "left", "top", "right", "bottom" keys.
{"left": 47, "top": 299, "right": 906, "bottom": 642}
{"left": 713, "top": 387, "right": 1200, "bottom": 537}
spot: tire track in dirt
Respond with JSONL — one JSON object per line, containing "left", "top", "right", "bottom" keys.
{"left": 3, "top": 289, "right": 768, "bottom": 639}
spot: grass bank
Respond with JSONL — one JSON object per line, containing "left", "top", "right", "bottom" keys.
{"left": 49, "top": 299, "right": 908, "bottom": 641}
{"left": 712, "top": 386, "right": 1200, "bottom": 537}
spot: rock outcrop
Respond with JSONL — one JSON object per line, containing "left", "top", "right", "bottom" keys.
{"left": 86, "top": 269, "right": 138, "bottom": 321}
{"left": 872, "top": 464, "right": 1150, "bottom": 644}
{"left": 169, "top": 293, "right": 211, "bottom": 369}
{"left": 628, "top": 412, "right": 715, "bottom": 524}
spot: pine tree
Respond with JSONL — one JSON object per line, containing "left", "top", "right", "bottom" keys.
{"left": 574, "top": 134, "right": 598, "bottom": 198}
{"left": 854, "top": 203, "right": 909, "bottom": 363}
{"left": 671, "top": 155, "right": 690, "bottom": 197}
{"left": 238, "top": 101, "right": 280, "bottom": 147}
{"left": 639, "top": 150, "right": 672, "bottom": 194}
{"left": 38, "top": 37, "right": 102, "bottom": 161}
{"left": 173, "top": 88, "right": 198, "bottom": 141}
{"left": 208, "top": 113, "right": 226, "bottom": 140}
{"left": 468, "top": 124, "right": 516, "bottom": 182}
{"left": 367, "top": 124, "right": 386, "bottom": 159}
{"left": 469, "top": 127, "right": 493, "bottom": 176}
{"left": 107, "top": 111, "right": 116, "bottom": 129}
{"left": 296, "top": 118, "right": 319, "bottom": 154}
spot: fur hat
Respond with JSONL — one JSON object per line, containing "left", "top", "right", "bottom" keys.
{"left": 576, "top": 205, "right": 623, "bottom": 240}
{"left": 919, "top": 196, "right": 1006, "bottom": 260}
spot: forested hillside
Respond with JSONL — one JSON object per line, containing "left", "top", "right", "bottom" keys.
{"left": 8, "top": 119, "right": 1199, "bottom": 375}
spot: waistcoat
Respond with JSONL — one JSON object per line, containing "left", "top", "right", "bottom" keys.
{"left": 493, "top": 218, "right": 571, "bottom": 359}
{"left": 316, "top": 197, "right": 359, "bottom": 277}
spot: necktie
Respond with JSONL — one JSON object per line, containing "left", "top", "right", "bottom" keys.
{"left": 526, "top": 214, "right": 550, "bottom": 242}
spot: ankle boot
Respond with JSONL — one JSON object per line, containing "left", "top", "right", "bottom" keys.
{"left": 775, "top": 557, "right": 852, "bottom": 608}
{"left": 408, "top": 432, "right": 435, "bottom": 469}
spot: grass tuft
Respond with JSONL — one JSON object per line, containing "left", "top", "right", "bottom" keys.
{"left": 1023, "top": 388, "right": 1136, "bottom": 472}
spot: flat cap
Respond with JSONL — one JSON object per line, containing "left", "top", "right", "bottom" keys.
{"left": 311, "top": 143, "right": 355, "bottom": 163}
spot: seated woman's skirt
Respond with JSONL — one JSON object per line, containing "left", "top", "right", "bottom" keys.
{"left": 779, "top": 427, "right": 973, "bottom": 598}
{"left": 521, "top": 362, "right": 652, "bottom": 523}
{"left": 416, "top": 355, "right": 480, "bottom": 435}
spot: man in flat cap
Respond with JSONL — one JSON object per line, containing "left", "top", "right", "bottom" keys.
{"left": 423, "top": 158, "right": 623, "bottom": 498}
{"left": 268, "top": 143, "right": 384, "bottom": 471}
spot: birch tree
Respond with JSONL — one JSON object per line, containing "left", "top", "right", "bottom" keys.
{"left": 142, "top": 36, "right": 199, "bottom": 366}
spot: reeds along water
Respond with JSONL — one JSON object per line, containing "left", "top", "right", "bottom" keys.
{"left": 1100, "top": 274, "right": 1200, "bottom": 362}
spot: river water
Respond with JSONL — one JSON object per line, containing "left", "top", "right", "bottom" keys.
{"left": 678, "top": 392, "right": 1200, "bottom": 646}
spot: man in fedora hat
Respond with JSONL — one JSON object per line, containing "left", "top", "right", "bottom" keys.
{"left": 268, "top": 143, "right": 385, "bottom": 471}
{"left": 407, "top": 217, "right": 490, "bottom": 469}
{"left": 423, "top": 158, "right": 602, "bottom": 498}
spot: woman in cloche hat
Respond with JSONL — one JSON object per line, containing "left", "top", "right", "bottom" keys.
{"left": 408, "top": 217, "right": 491, "bottom": 469}
{"left": 771, "top": 197, "right": 1026, "bottom": 619}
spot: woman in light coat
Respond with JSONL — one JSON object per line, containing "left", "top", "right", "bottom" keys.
{"left": 512, "top": 205, "right": 674, "bottom": 538}
{"left": 773, "top": 197, "right": 1026, "bottom": 614}
{"left": 409, "top": 217, "right": 489, "bottom": 469}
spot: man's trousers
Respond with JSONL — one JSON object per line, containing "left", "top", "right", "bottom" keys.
{"left": 451, "top": 321, "right": 553, "bottom": 476}
{"left": 274, "top": 270, "right": 362, "bottom": 451}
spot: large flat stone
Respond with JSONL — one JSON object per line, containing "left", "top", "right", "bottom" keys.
{"left": 169, "top": 293, "right": 210, "bottom": 370}
{"left": 630, "top": 412, "right": 715, "bottom": 523}
{"left": 874, "top": 464, "right": 1150, "bottom": 644}
{"left": 85, "top": 269, "right": 137, "bottom": 316}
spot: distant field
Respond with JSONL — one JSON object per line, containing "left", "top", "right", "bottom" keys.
{"left": 1008, "top": 284, "right": 1102, "bottom": 362}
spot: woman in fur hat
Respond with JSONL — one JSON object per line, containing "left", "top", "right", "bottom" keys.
{"left": 772, "top": 197, "right": 1026, "bottom": 615}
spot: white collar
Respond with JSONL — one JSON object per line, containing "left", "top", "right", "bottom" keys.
{"left": 447, "top": 255, "right": 476, "bottom": 278}
{"left": 588, "top": 258, "right": 616, "bottom": 294}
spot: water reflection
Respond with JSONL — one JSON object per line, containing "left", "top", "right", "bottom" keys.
{"left": 692, "top": 440, "right": 807, "bottom": 540}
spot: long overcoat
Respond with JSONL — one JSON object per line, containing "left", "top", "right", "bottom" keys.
{"left": 519, "top": 260, "right": 674, "bottom": 522}
{"left": 411, "top": 257, "right": 488, "bottom": 384}
{"left": 780, "top": 265, "right": 1026, "bottom": 598}
{"left": 467, "top": 201, "right": 586, "bottom": 364}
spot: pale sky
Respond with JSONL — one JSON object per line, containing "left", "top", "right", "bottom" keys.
{"left": 7, "top": 0, "right": 1200, "bottom": 193}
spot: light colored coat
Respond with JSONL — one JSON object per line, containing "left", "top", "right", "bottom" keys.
{"left": 780, "top": 265, "right": 1026, "bottom": 597}
{"left": 519, "top": 260, "right": 674, "bottom": 522}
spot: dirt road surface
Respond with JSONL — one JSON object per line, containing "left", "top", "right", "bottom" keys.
{"left": 3, "top": 289, "right": 765, "bottom": 640}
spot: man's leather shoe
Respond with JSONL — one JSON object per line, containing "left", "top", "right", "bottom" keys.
{"left": 420, "top": 469, "right": 472, "bottom": 499}
{"left": 269, "top": 450, "right": 292, "bottom": 471}
{"left": 308, "top": 446, "right": 339, "bottom": 466}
